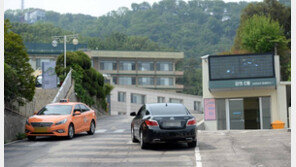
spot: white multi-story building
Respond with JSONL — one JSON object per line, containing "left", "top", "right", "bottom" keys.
{"left": 109, "top": 85, "right": 202, "bottom": 116}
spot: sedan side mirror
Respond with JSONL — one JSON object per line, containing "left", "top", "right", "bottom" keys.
{"left": 74, "top": 111, "right": 81, "bottom": 116}
{"left": 130, "top": 112, "right": 136, "bottom": 116}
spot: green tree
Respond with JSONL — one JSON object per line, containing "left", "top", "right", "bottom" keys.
{"left": 239, "top": 15, "right": 288, "bottom": 53}
{"left": 233, "top": 0, "right": 291, "bottom": 51}
{"left": 4, "top": 19, "right": 35, "bottom": 105}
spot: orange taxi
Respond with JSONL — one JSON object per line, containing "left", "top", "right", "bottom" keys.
{"left": 25, "top": 100, "right": 96, "bottom": 140}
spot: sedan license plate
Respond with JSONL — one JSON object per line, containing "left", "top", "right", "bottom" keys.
{"left": 163, "top": 121, "right": 181, "bottom": 127}
{"left": 34, "top": 127, "right": 48, "bottom": 132}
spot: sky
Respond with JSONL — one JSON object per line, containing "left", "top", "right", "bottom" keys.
{"left": 4, "top": 0, "right": 262, "bottom": 17}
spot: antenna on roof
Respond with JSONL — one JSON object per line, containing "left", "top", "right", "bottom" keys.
{"left": 165, "top": 103, "right": 168, "bottom": 106}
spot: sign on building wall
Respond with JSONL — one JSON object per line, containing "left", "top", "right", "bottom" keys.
{"left": 204, "top": 98, "right": 216, "bottom": 120}
{"left": 209, "top": 53, "right": 274, "bottom": 80}
{"left": 208, "top": 53, "right": 276, "bottom": 90}
{"left": 42, "top": 62, "right": 58, "bottom": 89}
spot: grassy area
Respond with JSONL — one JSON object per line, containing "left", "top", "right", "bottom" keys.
{"left": 15, "top": 133, "right": 27, "bottom": 140}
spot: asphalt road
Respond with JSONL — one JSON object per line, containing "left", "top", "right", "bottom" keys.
{"left": 4, "top": 115, "right": 196, "bottom": 167}
{"left": 198, "top": 130, "right": 291, "bottom": 167}
{"left": 4, "top": 115, "right": 291, "bottom": 167}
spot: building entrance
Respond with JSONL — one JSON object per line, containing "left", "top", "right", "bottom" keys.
{"left": 220, "top": 97, "right": 271, "bottom": 130}
{"left": 244, "top": 97, "right": 260, "bottom": 129}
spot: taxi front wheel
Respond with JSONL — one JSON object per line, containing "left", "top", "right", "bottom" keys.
{"left": 67, "top": 124, "right": 74, "bottom": 139}
{"left": 87, "top": 121, "right": 95, "bottom": 135}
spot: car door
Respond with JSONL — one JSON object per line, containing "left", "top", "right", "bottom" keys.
{"left": 134, "top": 106, "right": 146, "bottom": 138}
{"left": 72, "top": 104, "right": 84, "bottom": 133}
{"left": 80, "top": 104, "right": 91, "bottom": 131}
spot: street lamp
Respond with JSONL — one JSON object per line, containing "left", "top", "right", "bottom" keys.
{"left": 52, "top": 34, "right": 79, "bottom": 75}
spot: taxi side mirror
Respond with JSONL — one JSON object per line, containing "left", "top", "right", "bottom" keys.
{"left": 34, "top": 111, "right": 38, "bottom": 115}
{"left": 130, "top": 112, "right": 136, "bottom": 116}
{"left": 74, "top": 111, "right": 81, "bottom": 116}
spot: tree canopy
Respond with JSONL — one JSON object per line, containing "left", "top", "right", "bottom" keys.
{"left": 239, "top": 15, "right": 288, "bottom": 53}
{"left": 4, "top": 20, "right": 35, "bottom": 105}
{"left": 233, "top": 0, "right": 291, "bottom": 51}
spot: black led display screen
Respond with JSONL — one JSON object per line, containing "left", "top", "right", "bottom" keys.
{"left": 209, "top": 54, "right": 274, "bottom": 80}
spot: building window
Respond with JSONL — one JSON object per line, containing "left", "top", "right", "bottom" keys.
{"left": 113, "top": 76, "right": 117, "bottom": 84}
{"left": 119, "top": 61, "right": 135, "bottom": 71}
{"left": 157, "top": 77, "right": 173, "bottom": 86}
{"left": 138, "top": 77, "right": 154, "bottom": 85}
{"left": 118, "top": 92, "right": 126, "bottom": 102}
{"left": 138, "top": 61, "right": 154, "bottom": 71}
{"left": 157, "top": 97, "right": 165, "bottom": 103}
{"left": 156, "top": 62, "right": 173, "bottom": 71}
{"left": 118, "top": 77, "right": 136, "bottom": 85}
{"left": 194, "top": 101, "right": 201, "bottom": 111}
{"left": 169, "top": 98, "right": 183, "bottom": 103}
{"left": 100, "top": 61, "right": 117, "bottom": 71}
{"left": 131, "top": 93, "right": 146, "bottom": 104}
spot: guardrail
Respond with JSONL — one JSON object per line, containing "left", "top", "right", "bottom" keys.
{"left": 52, "top": 69, "right": 72, "bottom": 103}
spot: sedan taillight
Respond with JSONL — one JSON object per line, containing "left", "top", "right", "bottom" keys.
{"left": 145, "top": 120, "right": 159, "bottom": 127}
{"left": 186, "top": 118, "right": 197, "bottom": 126}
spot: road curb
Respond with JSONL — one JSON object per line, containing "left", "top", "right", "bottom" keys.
{"left": 4, "top": 139, "right": 26, "bottom": 146}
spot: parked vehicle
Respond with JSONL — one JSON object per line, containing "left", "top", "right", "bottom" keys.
{"left": 35, "top": 75, "right": 42, "bottom": 87}
{"left": 130, "top": 103, "right": 197, "bottom": 149}
{"left": 25, "top": 100, "right": 96, "bottom": 140}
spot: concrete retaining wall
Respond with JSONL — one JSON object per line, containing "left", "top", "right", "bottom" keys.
{"left": 4, "top": 109, "right": 26, "bottom": 142}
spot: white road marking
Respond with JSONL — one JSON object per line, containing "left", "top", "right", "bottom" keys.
{"left": 95, "top": 129, "right": 107, "bottom": 133}
{"left": 126, "top": 141, "right": 133, "bottom": 144}
{"left": 113, "top": 129, "right": 125, "bottom": 133}
{"left": 195, "top": 141, "right": 202, "bottom": 167}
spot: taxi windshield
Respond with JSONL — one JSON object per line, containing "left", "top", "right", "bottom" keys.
{"left": 37, "top": 105, "right": 73, "bottom": 115}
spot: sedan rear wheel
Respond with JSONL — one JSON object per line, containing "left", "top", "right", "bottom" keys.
{"left": 131, "top": 127, "right": 138, "bottom": 143}
{"left": 87, "top": 121, "right": 95, "bottom": 135}
{"left": 67, "top": 124, "right": 74, "bottom": 139}
{"left": 140, "top": 130, "right": 148, "bottom": 149}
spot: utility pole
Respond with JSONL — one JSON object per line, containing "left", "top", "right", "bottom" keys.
{"left": 21, "top": 0, "right": 25, "bottom": 23}
{"left": 21, "top": 0, "right": 24, "bottom": 11}
{"left": 274, "top": 43, "right": 278, "bottom": 55}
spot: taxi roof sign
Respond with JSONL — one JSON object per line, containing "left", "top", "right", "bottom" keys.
{"left": 60, "top": 99, "right": 69, "bottom": 103}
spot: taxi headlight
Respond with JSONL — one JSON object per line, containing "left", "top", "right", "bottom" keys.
{"left": 55, "top": 119, "right": 67, "bottom": 125}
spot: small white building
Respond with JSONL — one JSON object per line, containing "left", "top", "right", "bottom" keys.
{"left": 202, "top": 53, "right": 291, "bottom": 130}
{"left": 109, "top": 85, "right": 203, "bottom": 115}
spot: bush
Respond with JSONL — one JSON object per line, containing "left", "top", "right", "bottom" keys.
{"left": 55, "top": 51, "right": 113, "bottom": 109}
{"left": 15, "top": 133, "right": 26, "bottom": 140}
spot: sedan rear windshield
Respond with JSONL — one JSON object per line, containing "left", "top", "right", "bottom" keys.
{"left": 37, "top": 105, "right": 73, "bottom": 115}
{"left": 149, "top": 104, "right": 189, "bottom": 116}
